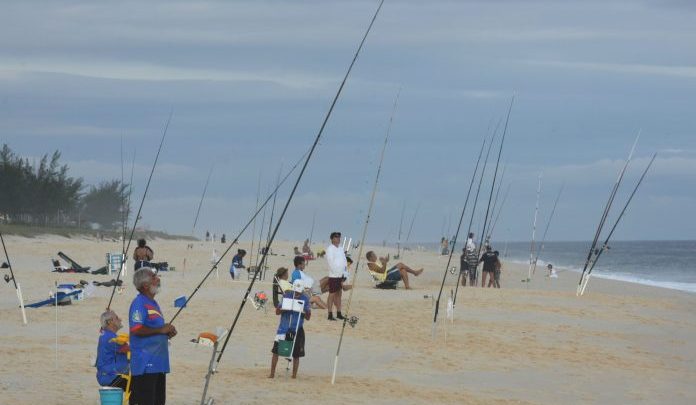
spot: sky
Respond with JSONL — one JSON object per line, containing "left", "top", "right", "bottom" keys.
{"left": 1, "top": 0, "right": 695, "bottom": 244}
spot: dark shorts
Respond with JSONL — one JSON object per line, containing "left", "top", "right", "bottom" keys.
{"left": 386, "top": 267, "right": 402, "bottom": 282}
{"left": 131, "top": 372, "right": 166, "bottom": 405}
{"left": 483, "top": 267, "right": 495, "bottom": 273}
{"left": 271, "top": 327, "right": 305, "bottom": 358}
{"left": 328, "top": 277, "right": 342, "bottom": 293}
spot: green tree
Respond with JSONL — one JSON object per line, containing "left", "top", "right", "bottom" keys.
{"left": 81, "top": 180, "right": 130, "bottom": 229}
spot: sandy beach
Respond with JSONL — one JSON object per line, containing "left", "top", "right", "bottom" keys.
{"left": 1, "top": 235, "right": 695, "bottom": 404}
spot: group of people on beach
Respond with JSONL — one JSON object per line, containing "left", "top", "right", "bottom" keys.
{"left": 459, "top": 232, "right": 503, "bottom": 288}
{"left": 95, "top": 230, "right": 425, "bottom": 403}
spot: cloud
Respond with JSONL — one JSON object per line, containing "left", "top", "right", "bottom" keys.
{"left": 523, "top": 60, "right": 696, "bottom": 79}
{"left": 0, "top": 59, "right": 336, "bottom": 90}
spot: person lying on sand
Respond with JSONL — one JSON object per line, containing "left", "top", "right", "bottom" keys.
{"left": 365, "top": 251, "right": 423, "bottom": 289}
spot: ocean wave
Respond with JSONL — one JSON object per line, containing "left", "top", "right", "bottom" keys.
{"left": 590, "top": 272, "right": 696, "bottom": 294}
{"left": 504, "top": 258, "right": 696, "bottom": 294}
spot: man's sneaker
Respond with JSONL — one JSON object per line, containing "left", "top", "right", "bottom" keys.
{"left": 336, "top": 312, "right": 345, "bottom": 320}
{"left": 328, "top": 313, "right": 336, "bottom": 321}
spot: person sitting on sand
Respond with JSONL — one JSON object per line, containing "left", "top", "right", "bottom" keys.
{"left": 546, "top": 263, "right": 558, "bottom": 278}
{"left": 365, "top": 251, "right": 423, "bottom": 289}
{"left": 133, "top": 239, "right": 154, "bottom": 271}
{"left": 96, "top": 310, "right": 131, "bottom": 397}
{"left": 294, "top": 246, "right": 302, "bottom": 256}
{"left": 302, "top": 239, "right": 313, "bottom": 257}
{"left": 272, "top": 267, "right": 293, "bottom": 308}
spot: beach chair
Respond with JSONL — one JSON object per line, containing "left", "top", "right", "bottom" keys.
{"left": 368, "top": 269, "right": 398, "bottom": 289}
{"left": 52, "top": 258, "right": 68, "bottom": 272}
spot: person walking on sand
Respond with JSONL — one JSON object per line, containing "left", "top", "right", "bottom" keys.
{"left": 366, "top": 251, "right": 423, "bottom": 289}
{"left": 229, "top": 249, "right": 246, "bottom": 279}
{"left": 325, "top": 231, "right": 347, "bottom": 321}
{"left": 493, "top": 250, "right": 502, "bottom": 288}
{"left": 129, "top": 267, "right": 177, "bottom": 405}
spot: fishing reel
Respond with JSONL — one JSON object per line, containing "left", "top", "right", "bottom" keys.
{"left": 347, "top": 315, "right": 359, "bottom": 328}
{"left": 4, "top": 274, "right": 13, "bottom": 284}
{"left": 449, "top": 266, "right": 457, "bottom": 275}
{"left": 252, "top": 291, "right": 268, "bottom": 311}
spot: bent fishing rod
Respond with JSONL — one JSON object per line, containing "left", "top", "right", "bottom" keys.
{"left": 472, "top": 96, "right": 515, "bottom": 285}
{"left": 432, "top": 135, "right": 486, "bottom": 330}
{"left": 452, "top": 120, "right": 501, "bottom": 305}
{"left": 400, "top": 202, "right": 420, "bottom": 259}
{"left": 576, "top": 134, "right": 639, "bottom": 295}
{"left": 579, "top": 152, "right": 656, "bottom": 295}
{"left": 531, "top": 184, "right": 563, "bottom": 276}
{"left": 169, "top": 149, "right": 309, "bottom": 323}
{"left": 107, "top": 111, "right": 172, "bottom": 310}
{"left": 332, "top": 86, "right": 400, "bottom": 384}
{"left": 1, "top": 231, "right": 27, "bottom": 324}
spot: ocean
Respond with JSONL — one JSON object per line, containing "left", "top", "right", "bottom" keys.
{"left": 413, "top": 240, "right": 696, "bottom": 294}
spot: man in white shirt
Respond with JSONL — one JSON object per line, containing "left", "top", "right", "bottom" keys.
{"left": 325, "top": 231, "right": 347, "bottom": 321}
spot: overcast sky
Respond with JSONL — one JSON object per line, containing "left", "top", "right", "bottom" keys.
{"left": 1, "top": 0, "right": 695, "bottom": 243}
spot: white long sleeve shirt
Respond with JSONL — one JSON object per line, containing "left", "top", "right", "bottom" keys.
{"left": 325, "top": 244, "right": 347, "bottom": 278}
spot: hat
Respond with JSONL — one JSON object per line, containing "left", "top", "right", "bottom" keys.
{"left": 330, "top": 231, "right": 341, "bottom": 239}
{"left": 292, "top": 279, "right": 305, "bottom": 293}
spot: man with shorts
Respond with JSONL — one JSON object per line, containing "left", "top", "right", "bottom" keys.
{"left": 268, "top": 280, "right": 311, "bottom": 378}
{"left": 479, "top": 246, "right": 500, "bottom": 288}
{"left": 366, "top": 251, "right": 423, "bottom": 289}
{"left": 325, "top": 232, "right": 347, "bottom": 321}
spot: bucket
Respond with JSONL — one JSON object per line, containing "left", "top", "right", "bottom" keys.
{"left": 99, "top": 387, "right": 123, "bottom": 405}
{"left": 277, "top": 339, "right": 293, "bottom": 357}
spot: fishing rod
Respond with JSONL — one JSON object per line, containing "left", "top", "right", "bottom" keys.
{"left": 433, "top": 135, "right": 486, "bottom": 330}
{"left": 254, "top": 191, "right": 269, "bottom": 268}
{"left": 183, "top": 162, "right": 215, "bottom": 274}
{"left": 332, "top": 85, "right": 399, "bottom": 384}
{"left": 486, "top": 182, "right": 511, "bottom": 241}
{"left": 1, "top": 231, "right": 27, "bottom": 324}
{"left": 264, "top": 165, "right": 283, "bottom": 255}
{"left": 120, "top": 136, "right": 127, "bottom": 253}
{"left": 176, "top": 1, "right": 384, "bottom": 341}
{"left": 309, "top": 210, "right": 317, "bottom": 246}
{"left": 192, "top": 163, "right": 216, "bottom": 237}
{"left": 486, "top": 164, "right": 507, "bottom": 241}
{"left": 248, "top": 173, "right": 262, "bottom": 271}
{"left": 400, "top": 202, "right": 420, "bottom": 259}
{"left": 576, "top": 135, "right": 639, "bottom": 296}
{"left": 526, "top": 173, "right": 542, "bottom": 283}
{"left": 396, "top": 201, "right": 406, "bottom": 258}
{"left": 473, "top": 96, "right": 515, "bottom": 288}
{"left": 452, "top": 120, "right": 501, "bottom": 305}
{"left": 170, "top": 149, "right": 309, "bottom": 323}
{"left": 579, "top": 153, "right": 656, "bottom": 295}
{"left": 107, "top": 111, "right": 173, "bottom": 310}
{"left": 531, "top": 184, "right": 563, "bottom": 276}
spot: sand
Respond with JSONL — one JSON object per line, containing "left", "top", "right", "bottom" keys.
{"left": 1, "top": 235, "right": 695, "bottom": 404}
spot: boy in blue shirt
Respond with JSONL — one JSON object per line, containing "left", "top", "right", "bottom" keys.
{"left": 229, "top": 249, "right": 246, "bottom": 279}
{"left": 268, "top": 279, "right": 311, "bottom": 379}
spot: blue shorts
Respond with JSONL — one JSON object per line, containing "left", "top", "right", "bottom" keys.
{"left": 386, "top": 267, "right": 401, "bottom": 282}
